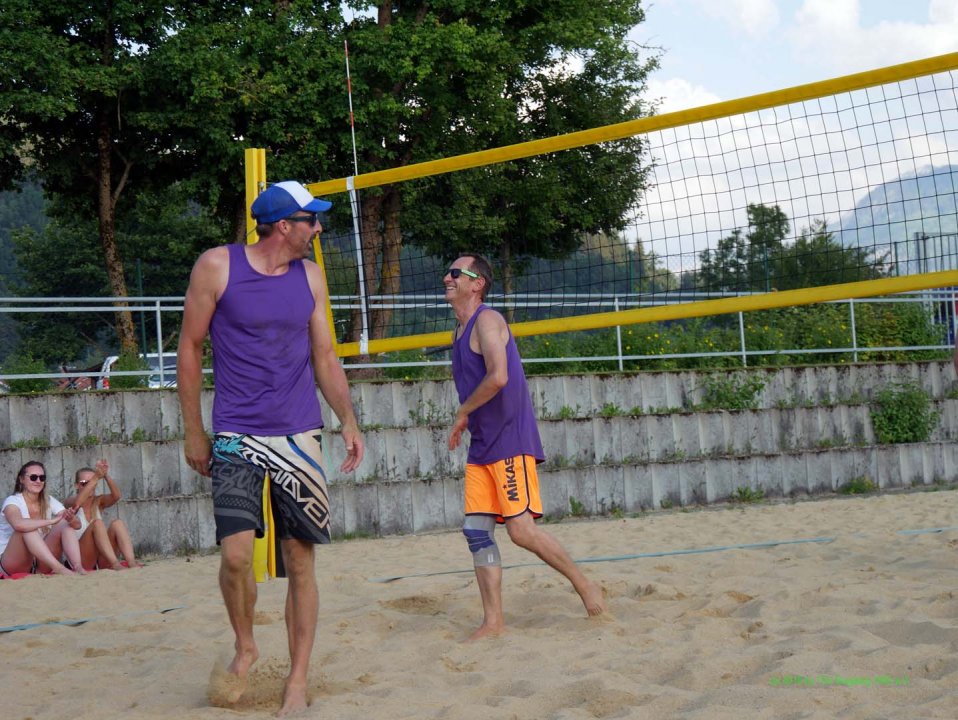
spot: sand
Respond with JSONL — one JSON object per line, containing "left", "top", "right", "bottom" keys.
{"left": 2, "top": 490, "right": 957, "bottom": 719}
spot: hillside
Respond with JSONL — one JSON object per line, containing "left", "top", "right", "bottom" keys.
{"left": 836, "top": 164, "right": 958, "bottom": 271}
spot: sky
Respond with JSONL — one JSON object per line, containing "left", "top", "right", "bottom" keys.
{"left": 618, "top": 0, "right": 958, "bottom": 264}
{"left": 633, "top": 0, "right": 958, "bottom": 113}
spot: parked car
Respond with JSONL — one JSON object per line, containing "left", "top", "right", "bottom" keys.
{"left": 97, "top": 352, "right": 178, "bottom": 389}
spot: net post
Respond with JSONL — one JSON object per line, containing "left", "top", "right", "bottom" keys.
{"left": 244, "top": 148, "right": 266, "bottom": 245}
{"left": 347, "top": 175, "right": 370, "bottom": 355}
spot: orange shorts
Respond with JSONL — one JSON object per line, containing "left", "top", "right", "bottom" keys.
{"left": 464, "top": 455, "right": 543, "bottom": 523}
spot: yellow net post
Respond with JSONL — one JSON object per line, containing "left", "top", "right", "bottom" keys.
{"left": 244, "top": 148, "right": 266, "bottom": 242}
{"left": 245, "top": 148, "right": 276, "bottom": 584}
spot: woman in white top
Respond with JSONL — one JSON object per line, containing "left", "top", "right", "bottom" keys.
{"left": 65, "top": 459, "right": 141, "bottom": 570}
{"left": 0, "top": 461, "right": 87, "bottom": 576}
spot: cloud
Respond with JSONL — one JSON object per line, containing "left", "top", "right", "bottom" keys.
{"left": 647, "top": 77, "right": 722, "bottom": 114}
{"left": 790, "top": 0, "right": 958, "bottom": 73}
{"left": 694, "top": 0, "right": 780, "bottom": 37}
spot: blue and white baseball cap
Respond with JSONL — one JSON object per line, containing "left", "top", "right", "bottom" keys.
{"left": 250, "top": 180, "right": 333, "bottom": 224}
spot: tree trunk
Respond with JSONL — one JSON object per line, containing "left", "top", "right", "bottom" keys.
{"left": 372, "top": 186, "right": 402, "bottom": 340}
{"left": 344, "top": 190, "right": 385, "bottom": 378}
{"left": 96, "top": 14, "right": 136, "bottom": 356}
{"left": 233, "top": 199, "right": 247, "bottom": 244}
{"left": 500, "top": 240, "right": 516, "bottom": 325}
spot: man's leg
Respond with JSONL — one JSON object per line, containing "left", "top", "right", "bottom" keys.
{"left": 219, "top": 530, "right": 259, "bottom": 701}
{"left": 278, "top": 538, "right": 317, "bottom": 717}
{"left": 505, "top": 512, "right": 606, "bottom": 616}
{"left": 463, "top": 515, "right": 505, "bottom": 641}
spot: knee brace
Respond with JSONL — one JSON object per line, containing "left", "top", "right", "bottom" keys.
{"left": 462, "top": 515, "right": 501, "bottom": 568}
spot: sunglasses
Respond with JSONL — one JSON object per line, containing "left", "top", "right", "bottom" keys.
{"left": 26, "top": 473, "right": 46, "bottom": 482}
{"left": 285, "top": 212, "right": 319, "bottom": 226}
{"left": 446, "top": 267, "right": 479, "bottom": 279}
{"left": 77, "top": 480, "right": 91, "bottom": 487}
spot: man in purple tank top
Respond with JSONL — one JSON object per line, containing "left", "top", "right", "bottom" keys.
{"left": 178, "top": 180, "right": 364, "bottom": 716}
{"left": 446, "top": 253, "right": 606, "bottom": 642}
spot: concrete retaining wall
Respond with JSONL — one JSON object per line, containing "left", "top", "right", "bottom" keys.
{"left": 1, "top": 361, "right": 955, "bottom": 555}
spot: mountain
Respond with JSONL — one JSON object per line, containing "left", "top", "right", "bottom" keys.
{"left": 835, "top": 165, "right": 958, "bottom": 272}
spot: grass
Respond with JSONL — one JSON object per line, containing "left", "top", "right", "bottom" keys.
{"left": 731, "top": 486, "right": 765, "bottom": 503}
{"left": 839, "top": 476, "right": 878, "bottom": 495}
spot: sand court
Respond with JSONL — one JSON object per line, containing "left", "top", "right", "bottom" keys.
{"left": 2, "top": 490, "right": 957, "bottom": 719}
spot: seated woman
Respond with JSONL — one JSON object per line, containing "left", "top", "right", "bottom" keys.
{"left": 65, "top": 459, "right": 141, "bottom": 570}
{"left": 0, "top": 460, "right": 87, "bottom": 576}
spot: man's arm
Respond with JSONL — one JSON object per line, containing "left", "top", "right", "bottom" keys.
{"left": 177, "top": 248, "right": 227, "bottom": 477}
{"left": 448, "top": 309, "right": 510, "bottom": 451}
{"left": 304, "top": 261, "right": 364, "bottom": 473}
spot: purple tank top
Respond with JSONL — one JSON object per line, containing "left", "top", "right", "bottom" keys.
{"left": 451, "top": 305, "right": 544, "bottom": 465}
{"left": 209, "top": 243, "right": 324, "bottom": 435}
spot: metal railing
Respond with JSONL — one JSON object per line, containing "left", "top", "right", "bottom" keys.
{"left": 1, "top": 290, "right": 955, "bottom": 385}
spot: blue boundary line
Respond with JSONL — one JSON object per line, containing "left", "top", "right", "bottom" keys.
{"left": 369, "top": 536, "right": 836, "bottom": 583}
{"left": 0, "top": 605, "right": 187, "bottom": 634}
{"left": 368, "top": 524, "right": 958, "bottom": 583}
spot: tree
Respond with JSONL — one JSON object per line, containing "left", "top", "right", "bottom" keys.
{"left": 147, "top": 3, "right": 350, "bottom": 243}
{"left": 0, "top": 181, "right": 47, "bottom": 363}
{"left": 776, "top": 219, "right": 888, "bottom": 289}
{"left": 11, "top": 187, "right": 225, "bottom": 365}
{"left": 1, "top": 1, "right": 187, "bottom": 354}
{"left": 343, "top": 0, "right": 658, "bottom": 339}
{"left": 698, "top": 204, "right": 789, "bottom": 293}
{"left": 697, "top": 205, "right": 888, "bottom": 297}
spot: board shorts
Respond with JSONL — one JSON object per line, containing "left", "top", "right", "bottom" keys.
{"left": 464, "top": 454, "right": 543, "bottom": 524}
{"left": 211, "top": 430, "right": 331, "bottom": 546}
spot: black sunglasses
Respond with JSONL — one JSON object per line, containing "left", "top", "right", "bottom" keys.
{"left": 285, "top": 212, "right": 319, "bottom": 226}
{"left": 26, "top": 473, "right": 46, "bottom": 482}
{"left": 446, "top": 267, "right": 479, "bottom": 279}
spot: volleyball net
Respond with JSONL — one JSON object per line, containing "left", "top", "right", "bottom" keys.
{"left": 248, "top": 52, "right": 958, "bottom": 358}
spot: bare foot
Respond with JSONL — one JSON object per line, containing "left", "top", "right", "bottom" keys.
{"left": 578, "top": 580, "right": 607, "bottom": 617}
{"left": 276, "top": 679, "right": 309, "bottom": 717}
{"left": 52, "top": 565, "right": 76, "bottom": 576}
{"left": 463, "top": 622, "right": 505, "bottom": 643}
{"left": 208, "top": 646, "right": 258, "bottom": 706}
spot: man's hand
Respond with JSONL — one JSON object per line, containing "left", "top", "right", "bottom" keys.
{"left": 339, "top": 423, "right": 365, "bottom": 473}
{"left": 184, "top": 429, "right": 213, "bottom": 477}
{"left": 448, "top": 409, "right": 469, "bottom": 451}
{"left": 94, "top": 458, "right": 109, "bottom": 478}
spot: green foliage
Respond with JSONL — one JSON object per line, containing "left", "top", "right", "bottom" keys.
{"left": 568, "top": 496, "right": 587, "bottom": 517}
{"left": 407, "top": 400, "right": 450, "bottom": 426}
{"left": 697, "top": 205, "right": 886, "bottom": 294}
{"left": 12, "top": 188, "right": 226, "bottom": 365}
{"left": 855, "top": 302, "right": 947, "bottom": 362}
{"left": 380, "top": 350, "right": 451, "bottom": 381}
{"left": 2, "top": 352, "right": 52, "bottom": 393}
{"left": 392, "top": 1, "right": 658, "bottom": 303}
{"left": 840, "top": 476, "right": 878, "bottom": 495}
{"left": 696, "top": 373, "right": 766, "bottom": 411}
{"left": 0, "top": 181, "right": 47, "bottom": 363}
{"left": 731, "top": 486, "right": 765, "bottom": 503}
{"left": 870, "top": 381, "right": 940, "bottom": 444}
{"left": 553, "top": 405, "right": 579, "bottom": 420}
{"left": 598, "top": 402, "right": 623, "bottom": 418}
{"left": 12, "top": 436, "right": 50, "bottom": 448}
{"left": 109, "top": 353, "right": 150, "bottom": 390}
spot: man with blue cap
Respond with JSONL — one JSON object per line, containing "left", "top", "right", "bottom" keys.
{"left": 178, "top": 180, "right": 364, "bottom": 716}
